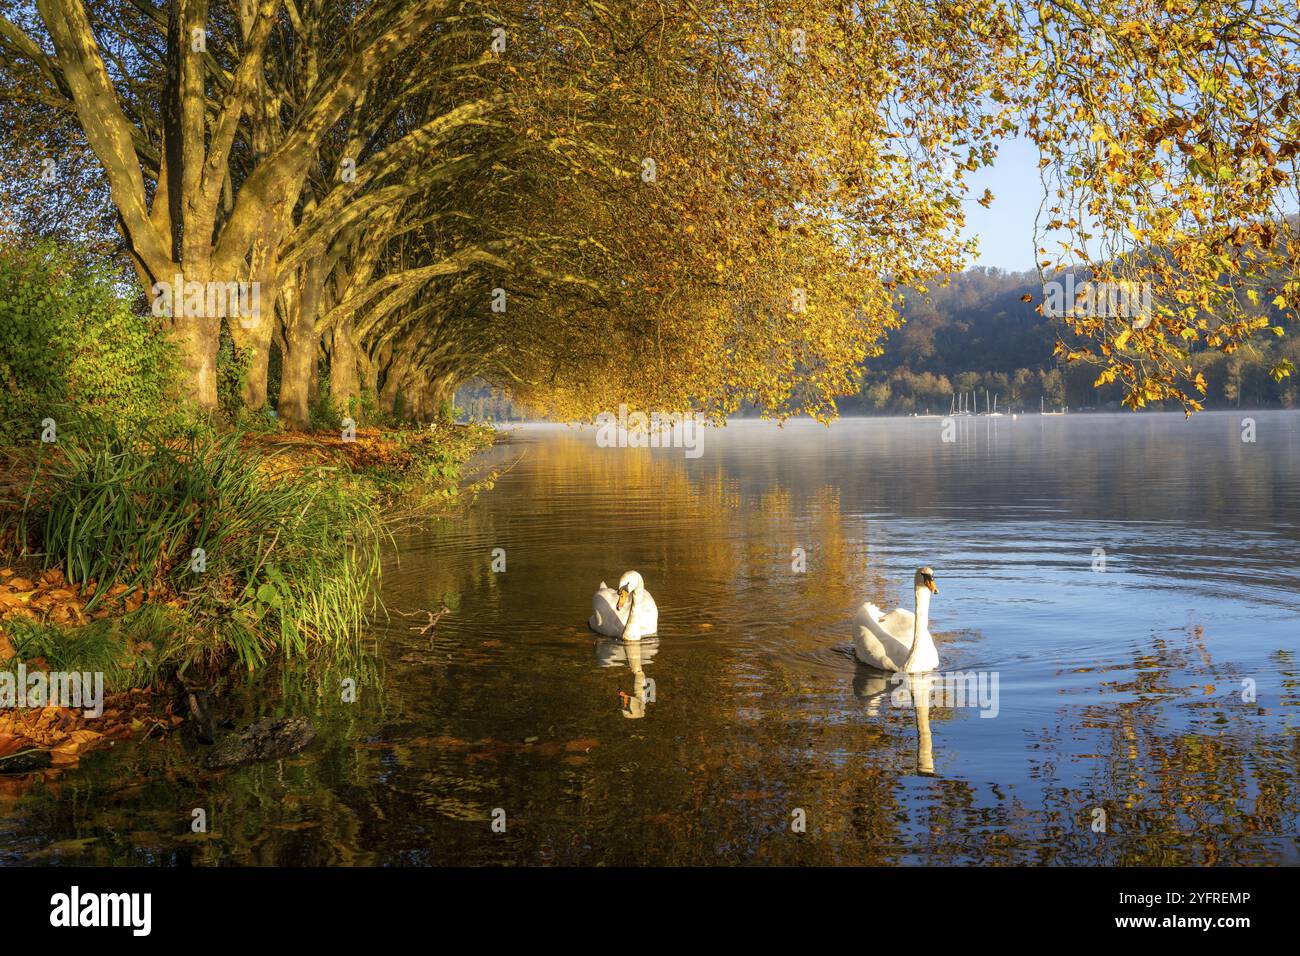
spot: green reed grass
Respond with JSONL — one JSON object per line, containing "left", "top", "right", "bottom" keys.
{"left": 12, "top": 422, "right": 387, "bottom": 674}
{"left": 3, "top": 605, "right": 180, "bottom": 692}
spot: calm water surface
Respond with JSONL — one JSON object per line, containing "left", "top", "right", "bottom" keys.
{"left": 3, "top": 411, "right": 1299, "bottom": 865}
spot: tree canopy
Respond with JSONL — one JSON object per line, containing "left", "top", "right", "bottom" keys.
{"left": 1, "top": 0, "right": 1296, "bottom": 424}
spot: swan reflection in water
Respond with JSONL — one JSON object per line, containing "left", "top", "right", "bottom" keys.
{"left": 853, "top": 668, "right": 936, "bottom": 776}
{"left": 594, "top": 637, "right": 658, "bottom": 719}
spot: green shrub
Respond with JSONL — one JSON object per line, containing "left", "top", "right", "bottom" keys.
{"left": 309, "top": 372, "right": 344, "bottom": 432}
{"left": 438, "top": 398, "right": 463, "bottom": 423}
{"left": 14, "top": 422, "right": 386, "bottom": 673}
{"left": 0, "top": 240, "right": 184, "bottom": 441}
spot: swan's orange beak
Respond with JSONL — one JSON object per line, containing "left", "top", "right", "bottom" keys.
{"left": 924, "top": 577, "right": 938, "bottom": 594}
{"left": 616, "top": 587, "right": 629, "bottom": 610}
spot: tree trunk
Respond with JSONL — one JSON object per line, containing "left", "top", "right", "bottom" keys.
{"left": 232, "top": 313, "right": 274, "bottom": 410}
{"left": 429, "top": 373, "right": 457, "bottom": 420}
{"left": 279, "top": 315, "right": 318, "bottom": 429}
{"left": 308, "top": 346, "right": 321, "bottom": 408}
{"left": 172, "top": 314, "right": 221, "bottom": 412}
{"left": 329, "top": 324, "right": 361, "bottom": 412}
{"left": 278, "top": 262, "right": 327, "bottom": 430}
{"left": 379, "top": 353, "right": 410, "bottom": 418}
{"left": 276, "top": 277, "right": 321, "bottom": 430}
{"left": 405, "top": 383, "right": 423, "bottom": 422}
{"left": 422, "top": 380, "right": 438, "bottom": 421}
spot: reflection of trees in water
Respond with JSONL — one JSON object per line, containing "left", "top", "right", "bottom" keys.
{"left": 9, "top": 428, "right": 1297, "bottom": 864}
{"left": 0, "top": 664, "right": 386, "bottom": 864}
{"left": 1012, "top": 627, "right": 1299, "bottom": 865}
{"left": 367, "top": 433, "right": 953, "bottom": 865}
{"left": 379, "top": 432, "right": 1295, "bottom": 864}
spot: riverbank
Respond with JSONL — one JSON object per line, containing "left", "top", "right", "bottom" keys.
{"left": 0, "top": 421, "right": 498, "bottom": 773}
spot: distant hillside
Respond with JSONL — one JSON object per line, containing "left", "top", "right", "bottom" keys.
{"left": 455, "top": 379, "right": 534, "bottom": 422}
{"left": 839, "top": 266, "right": 1299, "bottom": 414}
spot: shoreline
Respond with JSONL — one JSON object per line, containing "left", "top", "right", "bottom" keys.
{"left": 0, "top": 422, "right": 500, "bottom": 773}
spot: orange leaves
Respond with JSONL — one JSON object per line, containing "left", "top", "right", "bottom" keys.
{"left": 0, "top": 565, "right": 155, "bottom": 633}
{"left": 0, "top": 691, "right": 171, "bottom": 774}
{"left": 1, "top": 567, "right": 90, "bottom": 630}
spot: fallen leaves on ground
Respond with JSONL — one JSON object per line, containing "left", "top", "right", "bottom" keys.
{"left": 0, "top": 566, "right": 91, "bottom": 630}
{"left": 0, "top": 690, "right": 177, "bottom": 772}
{"left": 248, "top": 427, "right": 464, "bottom": 476}
{"left": 0, "top": 566, "right": 187, "bottom": 775}
{"left": 0, "top": 566, "right": 170, "bottom": 635}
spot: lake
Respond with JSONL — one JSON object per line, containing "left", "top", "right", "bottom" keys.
{"left": 3, "top": 411, "right": 1298, "bottom": 865}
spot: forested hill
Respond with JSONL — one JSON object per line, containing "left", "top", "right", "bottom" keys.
{"left": 838, "top": 267, "right": 1300, "bottom": 415}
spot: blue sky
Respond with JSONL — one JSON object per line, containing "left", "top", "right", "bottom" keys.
{"left": 959, "top": 136, "right": 1044, "bottom": 273}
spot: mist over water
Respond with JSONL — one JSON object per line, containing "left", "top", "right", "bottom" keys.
{"left": 3, "top": 411, "right": 1297, "bottom": 865}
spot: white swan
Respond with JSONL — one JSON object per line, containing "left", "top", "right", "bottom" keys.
{"left": 589, "top": 571, "right": 658, "bottom": 641}
{"left": 851, "top": 567, "right": 939, "bottom": 672}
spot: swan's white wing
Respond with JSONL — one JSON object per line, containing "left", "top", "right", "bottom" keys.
{"left": 589, "top": 586, "right": 628, "bottom": 637}
{"left": 881, "top": 607, "right": 934, "bottom": 648}
{"left": 621, "top": 589, "right": 659, "bottom": 641}
{"left": 635, "top": 589, "right": 658, "bottom": 636}
{"left": 851, "top": 602, "right": 914, "bottom": 671}
{"left": 878, "top": 607, "right": 915, "bottom": 638}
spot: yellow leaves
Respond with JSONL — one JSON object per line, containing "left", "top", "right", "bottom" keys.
{"left": 1113, "top": 328, "right": 1132, "bottom": 350}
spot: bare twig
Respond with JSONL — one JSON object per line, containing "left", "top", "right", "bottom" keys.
{"left": 396, "top": 605, "right": 451, "bottom": 636}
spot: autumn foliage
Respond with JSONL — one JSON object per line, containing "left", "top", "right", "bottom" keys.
{"left": 0, "top": 0, "right": 1295, "bottom": 419}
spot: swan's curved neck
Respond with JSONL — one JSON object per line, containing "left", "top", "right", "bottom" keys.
{"left": 904, "top": 585, "right": 934, "bottom": 667}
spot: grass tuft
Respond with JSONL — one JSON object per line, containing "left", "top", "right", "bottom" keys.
{"left": 9, "top": 422, "right": 387, "bottom": 674}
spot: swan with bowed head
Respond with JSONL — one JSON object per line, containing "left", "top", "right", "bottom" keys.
{"left": 851, "top": 567, "right": 940, "bottom": 672}
{"left": 589, "top": 571, "right": 658, "bottom": 641}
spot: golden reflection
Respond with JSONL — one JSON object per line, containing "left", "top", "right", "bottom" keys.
{"left": 4, "top": 420, "right": 1298, "bottom": 865}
